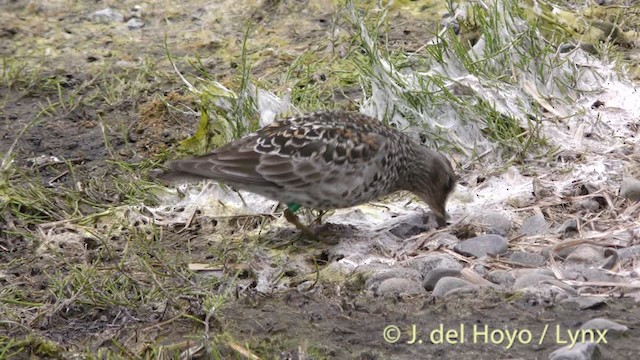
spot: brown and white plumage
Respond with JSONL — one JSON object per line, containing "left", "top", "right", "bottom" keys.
{"left": 157, "top": 111, "right": 456, "bottom": 226}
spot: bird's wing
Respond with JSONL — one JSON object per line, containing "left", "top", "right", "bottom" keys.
{"left": 158, "top": 114, "right": 388, "bottom": 191}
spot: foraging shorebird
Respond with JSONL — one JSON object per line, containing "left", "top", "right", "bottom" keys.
{"left": 157, "top": 111, "right": 456, "bottom": 239}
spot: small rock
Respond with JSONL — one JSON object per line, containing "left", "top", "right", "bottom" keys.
{"left": 376, "top": 278, "right": 426, "bottom": 296}
{"left": 405, "top": 253, "right": 462, "bottom": 278}
{"left": 574, "top": 199, "right": 601, "bottom": 212}
{"left": 91, "top": 8, "right": 124, "bottom": 23}
{"left": 555, "top": 219, "right": 579, "bottom": 236}
{"left": 581, "top": 269, "right": 619, "bottom": 283}
{"left": 513, "top": 272, "right": 556, "bottom": 289}
{"left": 580, "top": 318, "right": 629, "bottom": 332}
{"left": 543, "top": 239, "right": 581, "bottom": 260}
{"left": 470, "top": 264, "right": 488, "bottom": 275}
{"left": 382, "top": 212, "right": 435, "bottom": 239}
{"left": 423, "top": 268, "right": 461, "bottom": 291}
{"left": 619, "top": 177, "right": 640, "bottom": 201}
{"left": 509, "top": 251, "right": 546, "bottom": 267}
{"left": 127, "top": 17, "right": 145, "bottom": 29}
{"left": 618, "top": 245, "right": 640, "bottom": 261}
{"left": 421, "top": 232, "right": 459, "bottom": 250}
{"left": 549, "top": 342, "right": 600, "bottom": 360}
{"left": 560, "top": 296, "right": 606, "bottom": 310}
{"left": 564, "top": 245, "right": 605, "bottom": 270}
{"left": 454, "top": 234, "right": 508, "bottom": 258}
{"left": 364, "top": 268, "right": 423, "bottom": 289}
{"left": 471, "top": 211, "right": 512, "bottom": 236}
{"left": 520, "top": 284, "right": 573, "bottom": 305}
{"left": 519, "top": 215, "right": 550, "bottom": 236}
{"left": 296, "top": 281, "right": 315, "bottom": 292}
{"left": 431, "top": 277, "right": 475, "bottom": 297}
{"left": 486, "top": 270, "right": 515, "bottom": 286}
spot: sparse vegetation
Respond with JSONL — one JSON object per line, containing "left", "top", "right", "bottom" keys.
{"left": 2, "top": 0, "right": 640, "bottom": 358}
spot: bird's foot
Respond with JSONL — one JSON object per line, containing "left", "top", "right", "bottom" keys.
{"left": 283, "top": 209, "right": 338, "bottom": 244}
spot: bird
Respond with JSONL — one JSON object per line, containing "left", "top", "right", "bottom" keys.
{"left": 156, "top": 110, "right": 457, "bottom": 239}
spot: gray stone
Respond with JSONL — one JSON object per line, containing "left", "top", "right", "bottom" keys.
{"left": 376, "top": 278, "right": 426, "bottom": 296}
{"left": 560, "top": 296, "right": 606, "bottom": 310}
{"left": 382, "top": 212, "right": 435, "bottom": 239}
{"left": 404, "top": 253, "right": 462, "bottom": 278}
{"left": 618, "top": 245, "right": 640, "bottom": 261}
{"left": 486, "top": 270, "right": 515, "bottom": 286}
{"left": 470, "top": 264, "right": 488, "bottom": 275}
{"left": 513, "top": 272, "right": 556, "bottom": 289}
{"left": 92, "top": 8, "right": 124, "bottom": 23}
{"left": 564, "top": 245, "right": 605, "bottom": 270}
{"left": 520, "top": 284, "right": 574, "bottom": 305}
{"left": 364, "top": 268, "right": 423, "bottom": 289}
{"left": 423, "top": 268, "right": 461, "bottom": 291}
{"left": 431, "top": 277, "right": 475, "bottom": 297}
{"left": 127, "top": 17, "right": 145, "bottom": 29}
{"left": 519, "top": 215, "right": 550, "bottom": 236}
{"left": 543, "top": 240, "right": 581, "bottom": 259}
{"left": 421, "top": 232, "right": 459, "bottom": 250}
{"left": 509, "top": 251, "right": 546, "bottom": 267}
{"left": 549, "top": 342, "right": 600, "bottom": 360}
{"left": 454, "top": 234, "right": 508, "bottom": 258}
{"left": 619, "top": 177, "right": 640, "bottom": 201}
{"left": 581, "top": 269, "right": 619, "bottom": 283}
{"left": 555, "top": 219, "right": 579, "bottom": 235}
{"left": 472, "top": 211, "right": 512, "bottom": 236}
{"left": 575, "top": 199, "right": 601, "bottom": 212}
{"left": 580, "top": 318, "right": 629, "bottom": 332}
{"left": 442, "top": 286, "right": 481, "bottom": 297}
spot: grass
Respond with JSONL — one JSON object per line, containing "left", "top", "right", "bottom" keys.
{"left": 1, "top": 0, "right": 637, "bottom": 357}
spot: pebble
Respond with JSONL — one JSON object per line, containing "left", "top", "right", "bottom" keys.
{"left": 454, "top": 234, "right": 508, "bottom": 258}
{"left": 431, "top": 277, "right": 476, "bottom": 297}
{"left": 486, "top": 270, "right": 515, "bottom": 286}
{"left": 519, "top": 215, "right": 550, "bottom": 236}
{"left": 560, "top": 296, "right": 606, "bottom": 310}
{"left": 127, "top": 17, "right": 145, "bottom": 29}
{"left": 405, "top": 253, "right": 463, "bottom": 277}
{"left": 513, "top": 272, "right": 556, "bottom": 289}
{"left": 376, "top": 278, "right": 426, "bottom": 296}
{"left": 549, "top": 342, "right": 600, "bottom": 360}
{"left": 91, "top": 8, "right": 124, "bottom": 23}
{"left": 471, "top": 211, "right": 512, "bottom": 236}
{"left": 554, "top": 219, "right": 579, "bottom": 236}
{"left": 581, "top": 269, "right": 619, "bottom": 283}
{"left": 618, "top": 245, "right": 640, "bottom": 260}
{"left": 423, "top": 268, "right": 461, "bottom": 291}
{"left": 619, "top": 177, "right": 640, "bottom": 201}
{"left": 383, "top": 212, "right": 435, "bottom": 239}
{"left": 574, "top": 199, "right": 601, "bottom": 212}
{"left": 508, "top": 251, "right": 546, "bottom": 267}
{"left": 580, "top": 318, "right": 629, "bottom": 332}
{"left": 364, "top": 268, "right": 423, "bottom": 289}
{"left": 563, "top": 245, "right": 605, "bottom": 270}
{"left": 542, "top": 239, "right": 581, "bottom": 260}
{"left": 421, "top": 232, "right": 459, "bottom": 251}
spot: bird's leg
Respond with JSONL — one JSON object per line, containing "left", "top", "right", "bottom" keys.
{"left": 284, "top": 208, "right": 321, "bottom": 241}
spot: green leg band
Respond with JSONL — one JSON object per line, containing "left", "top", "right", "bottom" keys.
{"left": 287, "top": 203, "right": 301, "bottom": 213}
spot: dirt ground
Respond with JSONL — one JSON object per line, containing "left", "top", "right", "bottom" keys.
{"left": 2, "top": 0, "right": 639, "bottom": 359}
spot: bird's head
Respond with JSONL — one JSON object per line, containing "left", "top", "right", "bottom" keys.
{"left": 405, "top": 148, "right": 457, "bottom": 227}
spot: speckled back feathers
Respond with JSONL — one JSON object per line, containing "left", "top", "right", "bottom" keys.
{"left": 158, "top": 111, "right": 456, "bottom": 222}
